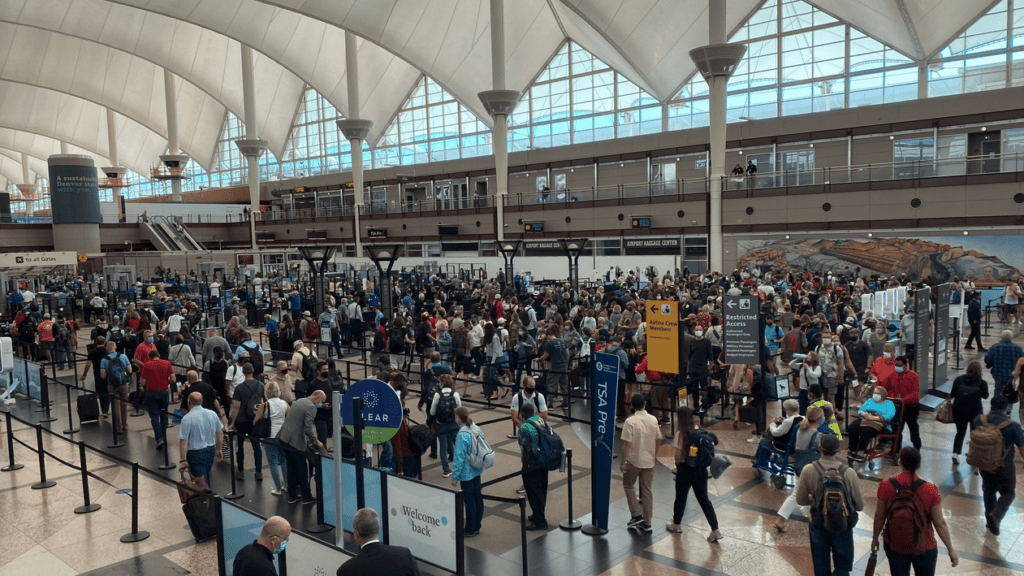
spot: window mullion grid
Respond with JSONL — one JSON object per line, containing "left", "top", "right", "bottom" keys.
{"left": 844, "top": 24, "right": 851, "bottom": 109}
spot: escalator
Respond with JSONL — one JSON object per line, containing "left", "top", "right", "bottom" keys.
{"left": 139, "top": 216, "right": 205, "bottom": 252}
{"left": 153, "top": 216, "right": 204, "bottom": 251}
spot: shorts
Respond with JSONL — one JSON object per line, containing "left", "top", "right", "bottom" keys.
{"left": 825, "top": 376, "right": 840, "bottom": 396}
{"left": 39, "top": 341, "right": 54, "bottom": 350}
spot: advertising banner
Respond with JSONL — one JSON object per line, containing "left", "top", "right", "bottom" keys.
{"left": 590, "top": 352, "right": 620, "bottom": 532}
{"left": 933, "top": 283, "right": 950, "bottom": 389}
{"left": 386, "top": 475, "right": 458, "bottom": 573}
{"left": 914, "top": 289, "right": 931, "bottom": 396}
{"left": 341, "top": 378, "right": 403, "bottom": 444}
{"left": 646, "top": 301, "right": 679, "bottom": 374}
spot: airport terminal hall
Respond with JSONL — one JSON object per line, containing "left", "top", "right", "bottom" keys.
{"left": 6, "top": 0, "right": 1024, "bottom": 575}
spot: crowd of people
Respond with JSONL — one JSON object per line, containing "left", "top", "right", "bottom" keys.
{"left": 15, "top": 263, "right": 1024, "bottom": 576}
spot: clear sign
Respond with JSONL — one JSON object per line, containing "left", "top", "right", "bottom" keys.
{"left": 722, "top": 295, "right": 761, "bottom": 365}
{"left": 340, "top": 378, "right": 403, "bottom": 444}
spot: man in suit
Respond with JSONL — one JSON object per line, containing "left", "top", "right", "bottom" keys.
{"left": 276, "top": 390, "right": 326, "bottom": 504}
{"left": 337, "top": 508, "right": 420, "bottom": 576}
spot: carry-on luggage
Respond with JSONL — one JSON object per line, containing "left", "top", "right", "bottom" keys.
{"left": 182, "top": 495, "right": 218, "bottom": 543}
{"left": 76, "top": 393, "right": 101, "bottom": 423}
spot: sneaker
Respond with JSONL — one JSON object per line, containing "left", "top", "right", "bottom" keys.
{"left": 288, "top": 496, "right": 301, "bottom": 504}
{"left": 627, "top": 515, "right": 644, "bottom": 528}
{"left": 746, "top": 437, "right": 760, "bottom": 444}
{"left": 507, "top": 433, "right": 519, "bottom": 439}
{"left": 707, "top": 529, "right": 723, "bottom": 542}
{"left": 254, "top": 472, "right": 263, "bottom": 481}
{"left": 234, "top": 470, "right": 244, "bottom": 481}
{"left": 987, "top": 513, "right": 1000, "bottom": 535}
{"left": 302, "top": 497, "right": 317, "bottom": 505}
{"left": 524, "top": 522, "right": 548, "bottom": 531}
{"left": 156, "top": 440, "right": 165, "bottom": 451}
{"left": 665, "top": 523, "right": 683, "bottom": 533}
{"left": 639, "top": 523, "right": 653, "bottom": 533}
{"left": 964, "top": 346, "right": 975, "bottom": 350}
{"left": 952, "top": 454, "right": 960, "bottom": 465}
{"left": 271, "top": 488, "right": 284, "bottom": 496}
{"left": 464, "top": 531, "right": 479, "bottom": 538}
{"left": 443, "top": 471, "right": 452, "bottom": 478}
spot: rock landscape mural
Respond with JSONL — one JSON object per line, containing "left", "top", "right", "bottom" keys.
{"left": 737, "top": 236, "right": 1024, "bottom": 286}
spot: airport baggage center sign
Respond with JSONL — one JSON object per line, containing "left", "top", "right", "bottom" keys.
{"left": 722, "top": 295, "right": 761, "bottom": 365}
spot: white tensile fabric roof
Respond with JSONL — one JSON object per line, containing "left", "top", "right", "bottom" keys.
{"left": 0, "top": 0, "right": 1004, "bottom": 185}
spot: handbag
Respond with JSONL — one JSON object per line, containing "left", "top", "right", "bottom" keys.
{"left": 252, "top": 400, "right": 272, "bottom": 438}
{"left": 935, "top": 398, "right": 954, "bottom": 423}
{"left": 177, "top": 467, "right": 212, "bottom": 504}
{"left": 864, "top": 551, "right": 877, "bottom": 576}
{"left": 862, "top": 415, "right": 886, "bottom": 431}
{"left": 1002, "top": 377, "right": 1019, "bottom": 405}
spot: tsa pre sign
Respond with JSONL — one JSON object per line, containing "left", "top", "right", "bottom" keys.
{"left": 646, "top": 301, "right": 678, "bottom": 373}
{"left": 590, "top": 352, "right": 620, "bottom": 532}
{"left": 340, "top": 378, "right": 403, "bottom": 444}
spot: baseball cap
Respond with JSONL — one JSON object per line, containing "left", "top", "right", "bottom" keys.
{"left": 242, "top": 363, "right": 255, "bottom": 374}
{"left": 294, "top": 340, "right": 303, "bottom": 349}
{"left": 238, "top": 350, "right": 250, "bottom": 358}
{"left": 819, "top": 434, "right": 841, "bottom": 455}
{"left": 303, "top": 310, "right": 311, "bottom": 316}
{"left": 845, "top": 317, "right": 856, "bottom": 325}
{"left": 497, "top": 318, "right": 506, "bottom": 325}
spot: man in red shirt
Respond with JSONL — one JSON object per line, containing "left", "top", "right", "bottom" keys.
{"left": 879, "top": 355, "right": 921, "bottom": 452}
{"left": 37, "top": 313, "right": 55, "bottom": 365}
{"left": 133, "top": 329, "right": 157, "bottom": 371}
{"left": 140, "top": 348, "right": 175, "bottom": 450}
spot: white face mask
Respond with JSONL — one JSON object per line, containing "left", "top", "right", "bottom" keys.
{"left": 872, "top": 394, "right": 883, "bottom": 403}
{"left": 883, "top": 352, "right": 893, "bottom": 359}
{"left": 694, "top": 331, "right": 703, "bottom": 338}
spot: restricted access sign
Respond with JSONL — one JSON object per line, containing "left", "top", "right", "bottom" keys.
{"left": 340, "top": 378, "right": 403, "bottom": 444}
{"left": 646, "top": 300, "right": 679, "bottom": 374}
{"left": 722, "top": 294, "right": 761, "bottom": 365}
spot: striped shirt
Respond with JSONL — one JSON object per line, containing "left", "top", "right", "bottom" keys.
{"left": 178, "top": 406, "right": 223, "bottom": 451}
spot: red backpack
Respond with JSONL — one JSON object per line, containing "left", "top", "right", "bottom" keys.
{"left": 883, "top": 478, "right": 930, "bottom": 556}
{"left": 305, "top": 319, "right": 320, "bottom": 340}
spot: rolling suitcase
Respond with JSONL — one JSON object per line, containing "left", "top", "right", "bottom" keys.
{"left": 182, "top": 494, "right": 218, "bottom": 543}
{"left": 76, "top": 393, "right": 101, "bottom": 423}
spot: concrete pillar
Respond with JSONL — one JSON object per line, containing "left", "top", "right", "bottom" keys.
{"left": 105, "top": 108, "right": 125, "bottom": 221}
{"left": 235, "top": 45, "right": 269, "bottom": 250}
{"left": 478, "top": 0, "right": 519, "bottom": 243}
{"left": 59, "top": 142, "right": 70, "bottom": 155}
{"left": 49, "top": 154, "right": 101, "bottom": 254}
{"left": 688, "top": 0, "right": 745, "bottom": 273}
{"left": 163, "top": 69, "right": 183, "bottom": 201}
{"left": 337, "top": 31, "right": 374, "bottom": 259}
{"left": 18, "top": 153, "right": 34, "bottom": 217}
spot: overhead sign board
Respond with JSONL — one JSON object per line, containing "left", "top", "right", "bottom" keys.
{"left": 367, "top": 228, "right": 388, "bottom": 238}
{"left": 340, "top": 378, "right": 403, "bottom": 444}
{"left": 630, "top": 217, "right": 651, "bottom": 229}
{"left": 722, "top": 294, "right": 761, "bottom": 365}
{"left": 0, "top": 251, "right": 78, "bottom": 268}
{"left": 646, "top": 301, "right": 679, "bottom": 374}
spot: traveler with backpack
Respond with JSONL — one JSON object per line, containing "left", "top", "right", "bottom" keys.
{"left": 665, "top": 405, "right": 722, "bottom": 542}
{"left": 948, "top": 361, "right": 988, "bottom": 465}
{"left": 796, "top": 434, "right": 864, "bottom": 576}
{"left": 509, "top": 376, "right": 548, "bottom": 438}
{"left": 429, "top": 374, "right": 462, "bottom": 478}
{"left": 100, "top": 340, "right": 133, "bottom": 435}
{"left": 971, "top": 394, "right": 1024, "bottom": 535}
{"left": 235, "top": 332, "right": 266, "bottom": 378}
{"left": 54, "top": 314, "right": 75, "bottom": 371}
{"left": 451, "top": 406, "right": 488, "bottom": 537}
{"left": 518, "top": 401, "right": 558, "bottom": 531}
{"left": 228, "top": 363, "right": 266, "bottom": 481}
{"left": 37, "top": 313, "right": 55, "bottom": 365}
{"left": 774, "top": 406, "right": 824, "bottom": 533}
{"left": 871, "top": 447, "right": 959, "bottom": 574}
{"left": 621, "top": 394, "right": 663, "bottom": 533}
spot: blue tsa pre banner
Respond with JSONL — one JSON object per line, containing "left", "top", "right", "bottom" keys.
{"left": 590, "top": 351, "right": 620, "bottom": 532}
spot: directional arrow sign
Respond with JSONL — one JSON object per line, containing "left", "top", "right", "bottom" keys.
{"left": 646, "top": 300, "right": 678, "bottom": 374}
{"left": 722, "top": 295, "right": 761, "bottom": 364}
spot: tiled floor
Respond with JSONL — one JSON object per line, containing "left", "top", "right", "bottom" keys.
{"left": 3, "top": 326, "right": 1024, "bottom": 575}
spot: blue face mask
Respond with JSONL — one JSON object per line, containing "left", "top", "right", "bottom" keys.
{"left": 895, "top": 366, "right": 905, "bottom": 374}
{"left": 274, "top": 538, "right": 288, "bottom": 554}
{"left": 147, "top": 337, "right": 154, "bottom": 343}
{"left": 315, "top": 402, "right": 323, "bottom": 409}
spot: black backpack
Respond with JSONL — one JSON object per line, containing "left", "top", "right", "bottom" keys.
{"left": 299, "top": 350, "right": 316, "bottom": 381}
{"left": 519, "top": 306, "right": 531, "bottom": 326}
{"left": 685, "top": 429, "right": 716, "bottom": 468}
{"left": 388, "top": 327, "right": 406, "bottom": 354}
{"left": 241, "top": 342, "right": 263, "bottom": 375}
{"left": 107, "top": 327, "right": 127, "bottom": 352}
{"left": 239, "top": 380, "right": 265, "bottom": 421}
{"left": 810, "top": 462, "right": 858, "bottom": 533}
{"left": 408, "top": 423, "right": 436, "bottom": 456}
{"left": 435, "top": 390, "right": 457, "bottom": 425}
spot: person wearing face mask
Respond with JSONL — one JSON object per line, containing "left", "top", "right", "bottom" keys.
{"left": 844, "top": 327, "right": 873, "bottom": 406}
{"left": 869, "top": 343, "right": 898, "bottom": 398}
{"left": 764, "top": 315, "right": 784, "bottom": 376}
{"left": 879, "top": 356, "right": 922, "bottom": 452}
{"left": 813, "top": 330, "right": 846, "bottom": 409}
{"left": 233, "top": 516, "right": 292, "bottom": 575}
{"left": 131, "top": 329, "right": 157, "bottom": 374}
{"left": 100, "top": 340, "right": 133, "bottom": 436}
{"left": 789, "top": 351, "right": 822, "bottom": 415}
{"left": 276, "top": 390, "right": 325, "bottom": 504}
{"left": 846, "top": 386, "right": 896, "bottom": 462}
{"left": 267, "top": 360, "right": 295, "bottom": 404}
{"left": 310, "top": 361, "right": 334, "bottom": 445}
{"left": 510, "top": 376, "right": 548, "bottom": 438}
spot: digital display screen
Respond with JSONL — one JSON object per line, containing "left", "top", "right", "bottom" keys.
{"left": 524, "top": 222, "right": 545, "bottom": 232}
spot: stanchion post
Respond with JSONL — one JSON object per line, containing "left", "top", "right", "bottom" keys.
{"left": 63, "top": 383, "right": 79, "bottom": 435}
{"left": 519, "top": 494, "right": 529, "bottom": 576}
{"left": 223, "top": 430, "right": 243, "bottom": 500}
{"left": 120, "top": 463, "right": 151, "bottom": 543}
{"left": 307, "top": 455, "right": 333, "bottom": 533}
{"left": 31, "top": 424, "right": 56, "bottom": 489}
{"left": 74, "top": 441, "right": 101, "bottom": 514}
{"left": 39, "top": 372, "right": 56, "bottom": 423}
{"left": 158, "top": 434, "right": 176, "bottom": 470}
{"left": 354, "top": 396, "right": 365, "bottom": 510}
{"left": 130, "top": 375, "right": 144, "bottom": 418}
{"left": 559, "top": 448, "right": 581, "bottom": 530}
{"left": 2, "top": 412, "right": 25, "bottom": 471}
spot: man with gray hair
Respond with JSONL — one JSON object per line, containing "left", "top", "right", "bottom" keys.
{"left": 985, "top": 330, "right": 1024, "bottom": 398}
{"left": 336, "top": 508, "right": 421, "bottom": 576}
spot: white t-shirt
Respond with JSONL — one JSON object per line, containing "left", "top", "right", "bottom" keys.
{"left": 1004, "top": 285, "right": 1021, "bottom": 305}
{"left": 510, "top": 390, "right": 547, "bottom": 413}
{"left": 267, "top": 397, "right": 288, "bottom": 437}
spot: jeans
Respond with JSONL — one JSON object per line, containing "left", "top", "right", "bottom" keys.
{"left": 994, "top": 377, "right": 1011, "bottom": 400}
{"left": 799, "top": 388, "right": 810, "bottom": 415}
{"left": 981, "top": 465, "right": 1017, "bottom": 524}
{"left": 436, "top": 421, "right": 459, "bottom": 474}
{"left": 522, "top": 467, "right": 549, "bottom": 526}
{"left": 461, "top": 476, "right": 483, "bottom": 534}
{"left": 379, "top": 439, "right": 396, "bottom": 472}
{"left": 883, "top": 543, "right": 937, "bottom": 576}
{"left": 265, "top": 438, "right": 289, "bottom": 490}
{"left": 284, "top": 444, "right": 312, "bottom": 500}
{"left": 145, "top": 389, "right": 169, "bottom": 444}
{"left": 186, "top": 445, "right": 216, "bottom": 487}
{"left": 952, "top": 415, "right": 976, "bottom": 455}
{"left": 898, "top": 403, "right": 921, "bottom": 450}
{"left": 95, "top": 375, "right": 110, "bottom": 414}
{"left": 56, "top": 341, "right": 73, "bottom": 370}
{"left": 234, "top": 422, "right": 263, "bottom": 473}
{"left": 470, "top": 348, "right": 485, "bottom": 377}
{"left": 672, "top": 464, "right": 718, "bottom": 529}
{"left": 808, "top": 526, "right": 854, "bottom": 576}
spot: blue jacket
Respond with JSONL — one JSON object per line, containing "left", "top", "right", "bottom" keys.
{"left": 452, "top": 424, "right": 484, "bottom": 482}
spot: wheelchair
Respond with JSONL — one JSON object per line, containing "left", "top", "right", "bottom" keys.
{"left": 753, "top": 426, "right": 799, "bottom": 489}
{"left": 852, "top": 398, "right": 905, "bottom": 470}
